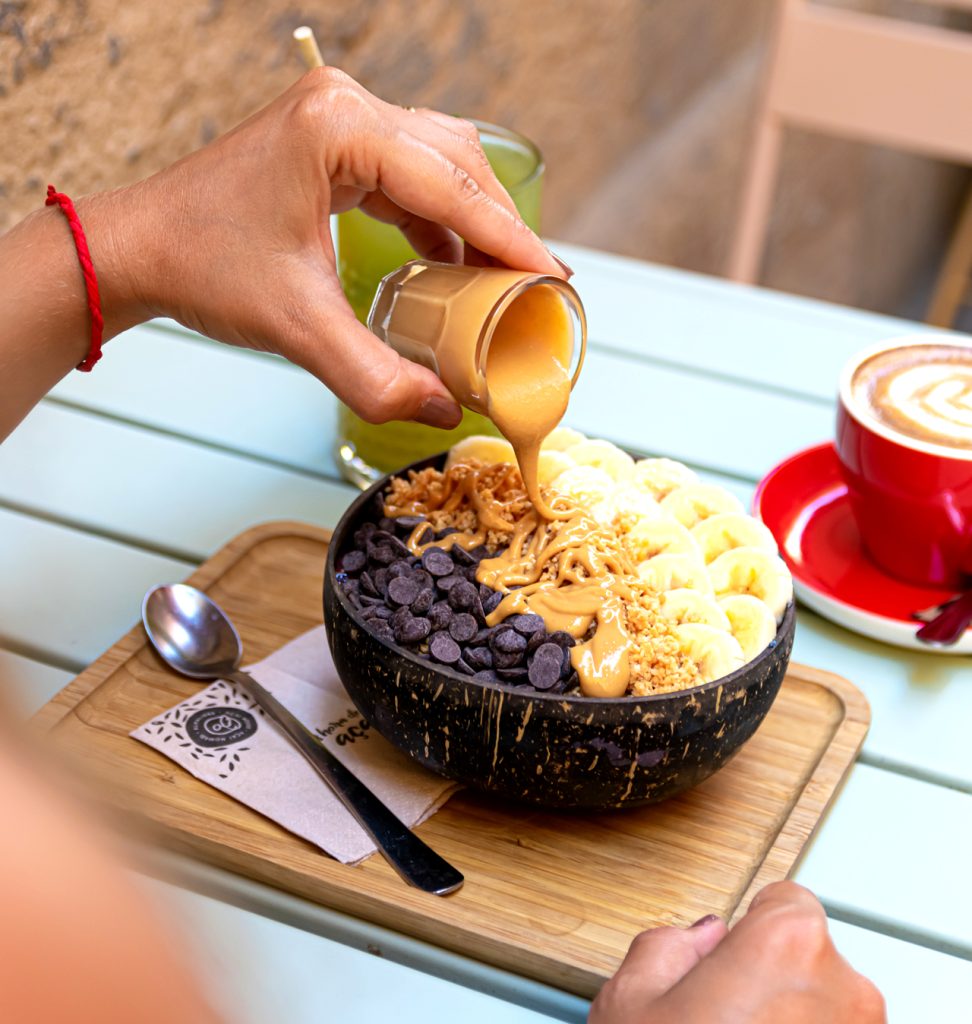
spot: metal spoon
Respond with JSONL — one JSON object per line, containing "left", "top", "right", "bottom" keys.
{"left": 914, "top": 590, "right": 972, "bottom": 647}
{"left": 141, "top": 583, "right": 463, "bottom": 895}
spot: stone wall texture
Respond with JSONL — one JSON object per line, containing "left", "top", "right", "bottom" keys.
{"left": 1, "top": 0, "right": 969, "bottom": 316}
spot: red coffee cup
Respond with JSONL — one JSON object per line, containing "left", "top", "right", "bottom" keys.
{"left": 835, "top": 336, "right": 972, "bottom": 589}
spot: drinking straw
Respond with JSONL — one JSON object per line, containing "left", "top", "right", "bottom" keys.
{"left": 294, "top": 26, "right": 325, "bottom": 69}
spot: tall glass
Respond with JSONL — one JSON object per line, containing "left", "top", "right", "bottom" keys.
{"left": 335, "top": 120, "right": 544, "bottom": 486}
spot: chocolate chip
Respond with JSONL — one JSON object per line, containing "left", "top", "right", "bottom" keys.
{"left": 366, "top": 541, "right": 396, "bottom": 566}
{"left": 469, "top": 545, "right": 490, "bottom": 562}
{"left": 387, "top": 560, "right": 411, "bottom": 579}
{"left": 371, "top": 621, "right": 395, "bottom": 643}
{"left": 437, "top": 527, "right": 459, "bottom": 539}
{"left": 436, "top": 573, "right": 463, "bottom": 593}
{"left": 493, "top": 650, "right": 524, "bottom": 670}
{"left": 359, "top": 571, "right": 377, "bottom": 597}
{"left": 339, "top": 550, "right": 367, "bottom": 574}
{"left": 497, "top": 667, "right": 528, "bottom": 681}
{"left": 370, "top": 605, "right": 392, "bottom": 620}
{"left": 414, "top": 526, "right": 434, "bottom": 546}
{"left": 397, "top": 616, "right": 431, "bottom": 644}
{"left": 448, "top": 580, "right": 479, "bottom": 611}
{"left": 386, "top": 535, "right": 412, "bottom": 558}
{"left": 464, "top": 646, "right": 493, "bottom": 670}
{"left": 529, "top": 643, "right": 565, "bottom": 690}
{"left": 510, "top": 613, "right": 545, "bottom": 637}
{"left": 411, "top": 568, "right": 433, "bottom": 589}
{"left": 491, "top": 628, "right": 527, "bottom": 655}
{"left": 354, "top": 523, "right": 377, "bottom": 547}
{"left": 473, "top": 627, "right": 492, "bottom": 645}
{"left": 453, "top": 658, "right": 475, "bottom": 675}
{"left": 378, "top": 517, "right": 396, "bottom": 533}
{"left": 391, "top": 605, "right": 413, "bottom": 631}
{"left": 429, "top": 633, "right": 461, "bottom": 664}
{"left": 410, "top": 588, "right": 434, "bottom": 615}
{"left": 449, "top": 613, "right": 478, "bottom": 643}
{"left": 473, "top": 669, "right": 499, "bottom": 684}
{"left": 372, "top": 568, "right": 390, "bottom": 596}
{"left": 452, "top": 544, "right": 476, "bottom": 566}
{"left": 482, "top": 590, "right": 504, "bottom": 615}
{"left": 392, "top": 515, "right": 426, "bottom": 533}
{"left": 387, "top": 576, "right": 421, "bottom": 607}
{"left": 421, "top": 547, "right": 455, "bottom": 577}
{"left": 428, "top": 602, "right": 453, "bottom": 631}
{"left": 358, "top": 593, "right": 383, "bottom": 607}
{"left": 548, "top": 630, "right": 576, "bottom": 649}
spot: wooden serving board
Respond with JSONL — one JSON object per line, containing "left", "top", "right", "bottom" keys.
{"left": 35, "top": 521, "right": 870, "bottom": 998}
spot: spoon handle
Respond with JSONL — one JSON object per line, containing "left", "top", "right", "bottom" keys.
{"left": 229, "top": 670, "right": 463, "bottom": 895}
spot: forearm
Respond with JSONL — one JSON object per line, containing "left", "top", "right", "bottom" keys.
{"left": 0, "top": 189, "right": 149, "bottom": 440}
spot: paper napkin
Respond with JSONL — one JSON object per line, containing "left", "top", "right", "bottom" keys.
{"left": 131, "top": 626, "right": 460, "bottom": 864}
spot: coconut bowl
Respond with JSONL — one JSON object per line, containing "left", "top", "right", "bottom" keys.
{"left": 323, "top": 453, "right": 795, "bottom": 811}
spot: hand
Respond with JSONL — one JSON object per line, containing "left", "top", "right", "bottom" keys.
{"left": 589, "top": 882, "right": 885, "bottom": 1024}
{"left": 92, "top": 69, "right": 567, "bottom": 429}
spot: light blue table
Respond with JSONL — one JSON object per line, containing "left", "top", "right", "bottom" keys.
{"left": 1, "top": 242, "right": 970, "bottom": 1021}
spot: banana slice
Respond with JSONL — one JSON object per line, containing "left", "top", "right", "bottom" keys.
{"left": 631, "top": 458, "right": 699, "bottom": 500}
{"left": 660, "top": 589, "right": 732, "bottom": 630}
{"left": 673, "top": 623, "right": 745, "bottom": 684}
{"left": 719, "top": 594, "right": 778, "bottom": 661}
{"left": 541, "top": 426, "right": 587, "bottom": 451}
{"left": 625, "top": 516, "right": 705, "bottom": 563}
{"left": 537, "top": 448, "right": 576, "bottom": 485}
{"left": 549, "top": 465, "right": 615, "bottom": 507}
{"left": 568, "top": 439, "right": 635, "bottom": 483}
{"left": 593, "top": 485, "right": 664, "bottom": 531}
{"left": 692, "top": 513, "right": 779, "bottom": 564}
{"left": 636, "top": 553, "right": 713, "bottom": 594}
{"left": 446, "top": 434, "right": 515, "bottom": 470}
{"left": 707, "top": 547, "right": 793, "bottom": 622}
{"left": 661, "top": 483, "right": 744, "bottom": 529}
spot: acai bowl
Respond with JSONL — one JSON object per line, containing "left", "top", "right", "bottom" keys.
{"left": 324, "top": 431, "right": 795, "bottom": 810}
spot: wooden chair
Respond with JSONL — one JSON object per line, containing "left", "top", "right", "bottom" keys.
{"left": 728, "top": 0, "right": 972, "bottom": 327}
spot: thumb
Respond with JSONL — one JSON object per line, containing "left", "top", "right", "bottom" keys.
{"left": 590, "top": 917, "right": 729, "bottom": 1022}
{"left": 273, "top": 267, "right": 462, "bottom": 429}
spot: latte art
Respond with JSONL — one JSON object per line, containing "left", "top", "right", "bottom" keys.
{"left": 852, "top": 344, "right": 972, "bottom": 450}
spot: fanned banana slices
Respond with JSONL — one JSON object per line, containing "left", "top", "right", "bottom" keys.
{"left": 446, "top": 431, "right": 793, "bottom": 683}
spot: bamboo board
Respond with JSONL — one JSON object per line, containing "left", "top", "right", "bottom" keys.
{"left": 35, "top": 521, "right": 870, "bottom": 998}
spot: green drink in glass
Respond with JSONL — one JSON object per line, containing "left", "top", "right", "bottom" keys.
{"left": 335, "top": 120, "right": 544, "bottom": 486}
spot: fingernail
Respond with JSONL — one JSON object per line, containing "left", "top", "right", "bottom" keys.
{"left": 691, "top": 914, "right": 721, "bottom": 928}
{"left": 548, "top": 250, "right": 574, "bottom": 279}
{"left": 416, "top": 394, "right": 462, "bottom": 429}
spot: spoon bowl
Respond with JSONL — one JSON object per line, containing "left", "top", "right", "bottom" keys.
{"left": 142, "top": 583, "right": 242, "bottom": 679}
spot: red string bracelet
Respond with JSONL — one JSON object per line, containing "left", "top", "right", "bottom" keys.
{"left": 45, "top": 185, "right": 104, "bottom": 372}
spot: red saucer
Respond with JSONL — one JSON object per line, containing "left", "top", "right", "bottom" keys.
{"left": 753, "top": 442, "right": 968, "bottom": 653}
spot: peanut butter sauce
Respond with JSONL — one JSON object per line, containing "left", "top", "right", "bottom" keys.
{"left": 386, "top": 465, "right": 638, "bottom": 698}
{"left": 484, "top": 285, "right": 573, "bottom": 520}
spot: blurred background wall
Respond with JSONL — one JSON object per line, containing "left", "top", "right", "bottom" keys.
{"left": 1, "top": 0, "right": 968, "bottom": 318}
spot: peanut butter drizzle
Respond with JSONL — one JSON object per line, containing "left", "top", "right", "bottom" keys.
{"left": 478, "top": 508, "right": 636, "bottom": 698}
{"left": 386, "top": 464, "right": 638, "bottom": 697}
{"left": 484, "top": 284, "right": 573, "bottom": 521}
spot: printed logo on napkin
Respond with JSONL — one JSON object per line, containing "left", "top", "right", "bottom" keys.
{"left": 131, "top": 626, "right": 460, "bottom": 864}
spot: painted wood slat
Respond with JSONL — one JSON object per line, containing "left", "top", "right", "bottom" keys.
{"left": 0, "top": 509, "right": 193, "bottom": 672}
{"left": 792, "top": 610, "right": 972, "bottom": 792}
{"left": 553, "top": 240, "right": 946, "bottom": 402}
{"left": 828, "top": 920, "right": 972, "bottom": 1024}
{"left": 1, "top": 403, "right": 358, "bottom": 563}
{"left": 795, "top": 764, "right": 972, "bottom": 958}
{"left": 136, "top": 874, "right": 563, "bottom": 1024}
{"left": 50, "top": 326, "right": 337, "bottom": 477}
